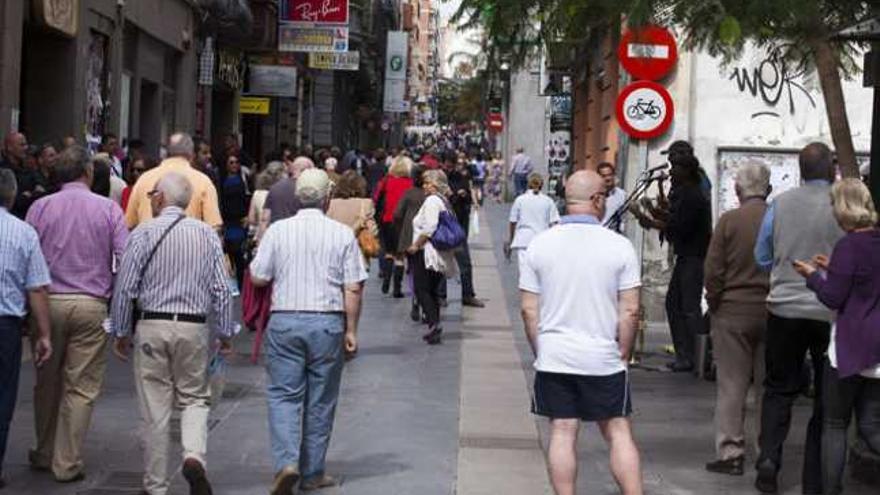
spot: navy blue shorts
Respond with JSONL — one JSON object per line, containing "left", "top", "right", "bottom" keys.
{"left": 532, "top": 370, "right": 632, "bottom": 421}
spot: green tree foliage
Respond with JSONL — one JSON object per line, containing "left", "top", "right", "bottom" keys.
{"left": 438, "top": 76, "right": 485, "bottom": 125}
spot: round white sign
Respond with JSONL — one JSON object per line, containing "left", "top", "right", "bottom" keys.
{"left": 622, "top": 87, "right": 667, "bottom": 132}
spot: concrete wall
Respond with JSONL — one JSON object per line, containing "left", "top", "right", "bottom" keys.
{"left": 504, "top": 68, "right": 549, "bottom": 182}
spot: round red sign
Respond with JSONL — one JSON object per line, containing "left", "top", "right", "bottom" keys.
{"left": 618, "top": 25, "right": 678, "bottom": 81}
{"left": 616, "top": 81, "right": 674, "bottom": 140}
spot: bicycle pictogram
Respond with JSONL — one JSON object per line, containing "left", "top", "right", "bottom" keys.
{"left": 626, "top": 98, "right": 663, "bottom": 120}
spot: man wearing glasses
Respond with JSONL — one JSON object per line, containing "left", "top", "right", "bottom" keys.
{"left": 125, "top": 133, "right": 222, "bottom": 231}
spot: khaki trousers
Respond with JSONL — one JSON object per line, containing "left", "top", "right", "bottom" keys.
{"left": 134, "top": 319, "right": 210, "bottom": 495}
{"left": 711, "top": 310, "right": 767, "bottom": 460}
{"left": 31, "top": 294, "right": 108, "bottom": 480}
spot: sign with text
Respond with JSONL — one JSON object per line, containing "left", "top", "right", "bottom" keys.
{"left": 279, "top": 24, "right": 348, "bottom": 52}
{"left": 282, "top": 0, "right": 350, "bottom": 25}
{"left": 239, "top": 97, "right": 271, "bottom": 115}
{"left": 308, "top": 51, "right": 360, "bottom": 71}
{"left": 618, "top": 25, "right": 678, "bottom": 81}
{"left": 249, "top": 65, "right": 297, "bottom": 97}
{"left": 383, "top": 31, "right": 409, "bottom": 113}
{"left": 616, "top": 80, "right": 674, "bottom": 139}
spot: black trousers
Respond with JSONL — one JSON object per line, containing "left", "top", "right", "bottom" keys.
{"left": 821, "top": 359, "right": 880, "bottom": 495}
{"left": 758, "top": 314, "right": 830, "bottom": 492}
{"left": 665, "top": 255, "right": 704, "bottom": 364}
{"left": 0, "top": 316, "right": 23, "bottom": 473}
{"left": 224, "top": 238, "right": 246, "bottom": 289}
{"left": 410, "top": 251, "right": 444, "bottom": 327}
{"left": 437, "top": 240, "right": 475, "bottom": 300}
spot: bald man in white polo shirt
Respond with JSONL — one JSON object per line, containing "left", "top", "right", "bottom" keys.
{"left": 520, "top": 170, "right": 643, "bottom": 495}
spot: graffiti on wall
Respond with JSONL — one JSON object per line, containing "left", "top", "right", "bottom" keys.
{"left": 547, "top": 96, "right": 571, "bottom": 196}
{"left": 728, "top": 46, "right": 817, "bottom": 116}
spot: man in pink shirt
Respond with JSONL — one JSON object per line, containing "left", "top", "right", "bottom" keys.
{"left": 25, "top": 145, "right": 128, "bottom": 483}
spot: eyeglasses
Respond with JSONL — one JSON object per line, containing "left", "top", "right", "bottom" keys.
{"left": 590, "top": 191, "right": 608, "bottom": 200}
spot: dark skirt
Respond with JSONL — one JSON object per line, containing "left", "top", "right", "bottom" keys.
{"left": 379, "top": 221, "right": 400, "bottom": 256}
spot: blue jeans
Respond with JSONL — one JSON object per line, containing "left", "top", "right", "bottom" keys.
{"left": 265, "top": 312, "right": 345, "bottom": 480}
{"left": 0, "top": 316, "right": 23, "bottom": 475}
{"left": 514, "top": 174, "right": 528, "bottom": 196}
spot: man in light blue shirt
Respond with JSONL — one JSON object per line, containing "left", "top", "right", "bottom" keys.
{"left": 0, "top": 169, "right": 52, "bottom": 489}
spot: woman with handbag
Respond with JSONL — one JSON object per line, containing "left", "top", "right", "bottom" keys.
{"left": 328, "top": 171, "right": 380, "bottom": 266}
{"left": 394, "top": 165, "right": 427, "bottom": 322}
{"left": 373, "top": 156, "right": 414, "bottom": 297}
{"left": 406, "top": 170, "right": 460, "bottom": 345}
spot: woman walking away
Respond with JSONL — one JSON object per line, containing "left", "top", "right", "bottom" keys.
{"left": 328, "top": 170, "right": 379, "bottom": 268}
{"left": 792, "top": 178, "right": 880, "bottom": 495}
{"left": 394, "top": 165, "right": 427, "bottom": 321}
{"left": 507, "top": 173, "right": 559, "bottom": 272}
{"left": 406, "top": 170, "right": 458, "bottom": 345}
{"left": 486, "top": 152, "right": 504, "bottom": 203}
{"left": 248, "top": 161, "right": 285, "bottom": 243}
{"left": 373, "top": 156, "right": 414, "bottom": 297}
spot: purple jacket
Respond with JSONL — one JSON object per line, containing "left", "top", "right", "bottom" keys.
{"left": 806, "top": 229, "right": 880, "bottom": 377}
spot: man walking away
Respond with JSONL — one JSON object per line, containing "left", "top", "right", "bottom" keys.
{"left": 111, "top": 172, "right": 234, "bottom": 495}
{"left": 0, "top": 169, "right": 52, "bottom": 489}
{"left": 703, "top": 163, "right": 771, "bottom": 476}
{"left": 509, "top": 147, "right": 534, "bottom": 197}
{"left": 25, "top": 146, "right": 128, "bottom": 482}
{"left": 752, "top": 143, "right": 843, "bottom": 494}
{"left": 125, "top": 133, "right": 222, "bottom": 231}
{"left": 249, "top": 169, "right": 367, "bottom": 494}
{"left": 520, "top": 170, "right": 643, "bottom": 495}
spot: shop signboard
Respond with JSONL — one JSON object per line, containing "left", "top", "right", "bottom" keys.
{"left": 281, "top": 0, "right": 350, "bottom": 25}
{"left": 240, "top": 97, "right": 271, "bottom": 115}
{"left": 383, "top": 31, "right": 408, "bottom": 112}
{"left": 33, "top": 0, "right": 78, "bottom": 37}
{"left": 279, "top": 24, "right": 349, "bottom": 53}
{"left": 308, "top": 51, "right": 360, "bottom": 71}
{"left": 249, "top": 65, "right": 297, "bottom": 97}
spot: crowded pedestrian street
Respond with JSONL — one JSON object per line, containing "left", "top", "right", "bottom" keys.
{"left": 0, "top": 203, "right": 872, "bottom": 495}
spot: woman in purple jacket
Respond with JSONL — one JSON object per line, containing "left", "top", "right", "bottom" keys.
{"left": 793, "top": 178, "right": 880, "bottom": 495}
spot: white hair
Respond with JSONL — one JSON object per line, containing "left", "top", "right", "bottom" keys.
{"left": 156, "top": 172, "right": 193, "bottom": 208}
{"left": 167, "top": 132, "right": 194, "bottom": 158}
{"left": 735, "top": 162, "right": 771, "bottom": 198}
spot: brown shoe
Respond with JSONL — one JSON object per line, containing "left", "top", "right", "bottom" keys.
{"left": 270, "top": 465, "right": 300, "bottom": 495}
{"left": 301, "top": 474, "right": 339, "bottom": 491}
{"left": 182, "top": 458, "right": 212, "bottom": 495}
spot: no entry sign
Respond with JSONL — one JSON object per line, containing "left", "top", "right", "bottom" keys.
{"left": 618, "top": 25, "right": 678, "bottom": 81}
{"left": 616, "top": 81, "right": 674, "bottom": 139}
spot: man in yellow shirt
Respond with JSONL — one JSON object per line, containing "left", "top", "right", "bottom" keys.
{"left": 125, "top": 133, "right": 222, "bottom": 230}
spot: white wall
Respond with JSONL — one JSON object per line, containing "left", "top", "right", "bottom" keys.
{"left": 504, "top": 68, "right": 550, "bottom": 181}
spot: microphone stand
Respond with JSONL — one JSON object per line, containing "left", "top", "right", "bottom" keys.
{"left": 603, "top": 168, "right": 667, "bottom": 232}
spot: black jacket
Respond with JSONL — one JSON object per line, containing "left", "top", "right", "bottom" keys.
{"left": 664, "top": 183, "right": 712, "bottom": 257}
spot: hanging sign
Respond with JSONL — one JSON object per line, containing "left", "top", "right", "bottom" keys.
{"left": 616, "top": 80, "right": 674, "bottom": 139}
{"left": 282, "top": 0, "right": 350, "bottom": 25}
{"left": 308, "top": 51, "right": 360, "bottom": 70}
{"left": 279, "top": 25, "right": 349, "bottom": 53}
{"left": 618, "top": 25, "right": 678, "bottom": 81}
{"left": 240, "top": 97, "right": 271, "bottom": 115}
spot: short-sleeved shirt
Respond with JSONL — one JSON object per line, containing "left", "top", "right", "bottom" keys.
{"left": 125, "top": 157, "right": 223, "bottom": 229}
{"left": 264, "top": 177, "right": 301, "bottom": 224}
{"left": 249, "top": 209, "right": 368, "bottom": 312}
{"left": 519, "top": 215, "right": 641, "bottom": 376}
{"left": 509, "top": 192, "right": 560, "bottom": 249}
{"left": 0, "top": 207, "right": 51, "bottom": 317}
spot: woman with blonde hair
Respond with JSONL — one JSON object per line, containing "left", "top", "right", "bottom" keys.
{"left": 373, "top": 156, "right": 414, "bottom": 296}
{"left": 507, "top": 173, "right": 559, "bottom": 271}
{"left": 406, "top": 169, "right": 458, "bottom": 344}
{"left": 793, "top": 178, "right": 880, "bottom": 494}
{"left": 248, "top": 161, "right": 286, "bottom": 240}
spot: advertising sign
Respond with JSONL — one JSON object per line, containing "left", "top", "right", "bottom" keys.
{"left": 249, "top": 65, "right": 297, "bottom": 97}
{"left": 240, "top": 97, "right": 271, "bottom": 115}
{"left": 308, "top": 51, "right": 360, "bottom": 71}
{"left": 282, "top": 0, "right": 350, "bottom": 25}
{"left": 616, "top": 80, "right": 674, "bottom": 139}
{"left": 383, "top": 31, "right": 408, "bottom": 112}
{"left": 279, "top": 24, "right": 348, "bottom": 53}
{"left": 618, "top": 25, "right": 678, "bottom": 81}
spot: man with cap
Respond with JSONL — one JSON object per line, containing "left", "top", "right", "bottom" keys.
{"left": 249, "top": 168, "right": 368, "bottom": 494}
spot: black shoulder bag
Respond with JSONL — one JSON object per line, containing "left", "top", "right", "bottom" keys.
{"left": 130, "top": 215, "right": 186, "bottom": 329}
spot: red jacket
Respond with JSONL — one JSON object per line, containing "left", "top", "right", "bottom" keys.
{"left": 374, "top": 176, "right": 413, "bottom": 223}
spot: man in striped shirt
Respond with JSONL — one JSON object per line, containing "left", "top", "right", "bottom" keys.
{"left": 25, "top": 146, "right": 129, "bottom": 481}
{"left": 0, "top": 169, "right": 52, "bottom": 490}
{"left": 250, "top": 168, "right": 367, "bottom": 495}
{"left": 111, "top": 172, "right": 233, "bottom": 495}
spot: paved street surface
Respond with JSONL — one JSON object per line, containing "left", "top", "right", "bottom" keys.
{"left": 3, "top": 202, "right": 877, "bottom": 494}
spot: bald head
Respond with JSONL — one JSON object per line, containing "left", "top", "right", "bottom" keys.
{"left": 565, "top": 170, "right": 607, "bottom": 218}
{"left": 3, "top": 132, "right": 27, "bottom": 162}
{"left": 167, "top": 132, "right": 194, "bottom": 160}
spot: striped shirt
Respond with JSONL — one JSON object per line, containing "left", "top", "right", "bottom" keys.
{"left": 0, "top": 207, "right": 51, "bottom": 317}
{"left": 26, "top": 182, "right": 128, "bottom": 299}
{"left": 110, "top": 206, "right": 233, "bottom": 337}
{"left": 250, "top": 208, "right": 368, "bottom": 312}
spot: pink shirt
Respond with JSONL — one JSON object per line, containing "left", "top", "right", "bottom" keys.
{"left": 26, "top": 182, "right": 129, "bottom": 299}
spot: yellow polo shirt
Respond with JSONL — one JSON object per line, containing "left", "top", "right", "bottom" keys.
{"left": 125, "top": 157, "right": 223, "bottom": 230}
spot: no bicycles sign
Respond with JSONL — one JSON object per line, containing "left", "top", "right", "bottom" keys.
{"left": 616, "top": 80, "right": 674, "bottom": 140}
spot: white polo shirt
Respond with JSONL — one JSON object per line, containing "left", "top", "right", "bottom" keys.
{"left": 509, "top": 191, "right": 560, "bottom": 249}
{"left": 519, "top": 215, "right": 641, "bottom": 376}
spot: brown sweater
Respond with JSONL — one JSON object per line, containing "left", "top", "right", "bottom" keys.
{"left": 704, "top": 198, "right": 770, "bottom": 315}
